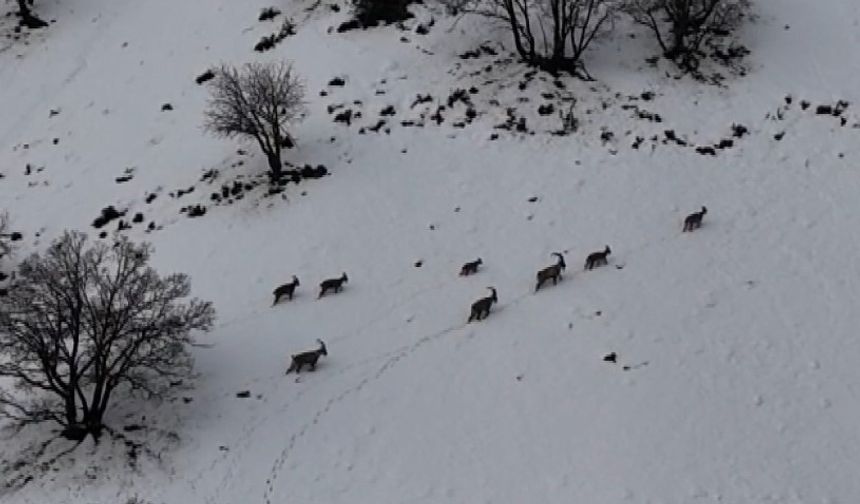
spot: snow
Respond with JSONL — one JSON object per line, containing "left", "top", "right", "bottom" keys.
{"left": 2, "top": 0, "right": 860, "bottom": 502}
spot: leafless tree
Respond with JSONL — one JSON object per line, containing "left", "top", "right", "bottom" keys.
{"left": 447, "top": 0, "right": 618, "bottom": 76}
{"left": 204, "top": 62, "right": 305, "bottom": 181}
{"left": 624, "top": 0, "right": 750, "bottom": 70}
{"left": 0, "top": 232, "right": 215, "bottom": 440}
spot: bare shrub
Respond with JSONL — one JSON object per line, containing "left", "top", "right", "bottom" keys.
{"left": 204, "top": 62, "right": 306, "bottom": 180}
{"left": 623, "top": 0, "right": 751, "bottom": 71}
{"left": 447, "top": 0, "right": 618, "bottom": 77}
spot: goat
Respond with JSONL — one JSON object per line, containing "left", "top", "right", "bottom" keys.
{"left": 286, "top": 340, "right": 328, "bottom": 374}
{"left": 272, "top": 275, "right": 299, "bottom": 305}
{"left": 683, "top": 206, "right": 707, "bottom": 232}
{"left": 535, "top": 252, "right": 566, "bottom": 291}
{"left": 468, "top": 287, "right": 497, "bottom": 322}
{"left": 584, "top": 246, "right": 611, "bottom": 270}
{"left": 318, "top": 272, "right": 348, "bottom": 298}
{"left": 460, "top": 258, "right": 482, "bottom": 276}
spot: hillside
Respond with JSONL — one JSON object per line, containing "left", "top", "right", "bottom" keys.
{"left": 2, "top": 0, "right": 860, "bottom": 503}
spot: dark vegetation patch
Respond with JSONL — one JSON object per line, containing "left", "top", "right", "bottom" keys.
{"left": 731, "top": 123, "right": 749, "bottom": 137}
{"left": 259, "top": 7, "right": 281, "bottom": 21}
{"left": 195, "top": 70, "right": 215, "bottom": 85}
{"left": 620, "top": 103, "right": 662, "bottom": 123}
{"left": 92, "top": 206, "right": 126, "bottom": 229}
{"left": 663, "top": 130, "right": 686, "bottom": 146}
{"left": 337, "top": 0, "right": 415, "bottom": 33}
{"left": 334, "top": 109, "right": 356, "bottom": 126}
{"left": 254, "top": 19, "right": 296, "bottom": 52}
{"left": 359, "top": 120, "right": 388, "bottom": 134}
{"left": 170, "top": 186, "right": 195, "bottom": 198}
{"left": 182, "top": 205, "right": 207, "bottom": 218}
{"left": 115, "top": 167, "right": 135, "bottom": 184}
{"left": 458, "top": 44, "right": 498, "bottom": 60}
{"left": 538, "top": 103, "right": 554, "bottom": 116}
{"left": 411, "top": 94, "right": 432, "bottom": 108}
{"left": 447, "top": 88, "right": 472, "bottom": 108}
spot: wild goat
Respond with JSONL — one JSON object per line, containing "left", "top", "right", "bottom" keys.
{"left": 460, "top": 258, "right": 482, "bottom": 276}
{"left": 272, "top": 276, "right": 299, "bottom": 305}
{"left": 683, "top": 206, "right": 707, "bottom": 232}
{"left": 585, "top": 246, "right": 611, "bottom": 270}
{"left": 468, "top": 287, "right": 497, "bottom": 322}
{"left": 286, "top": 340, "right": 328, "bottom": 374}
{"left": 535, "top": 252, "right": 566, "bottom": 291}
{"left": 318, "top": 272, "right": 348, "bottom": 298}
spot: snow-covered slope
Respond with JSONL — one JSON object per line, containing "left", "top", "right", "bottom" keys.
{"left": 2, "top": 0, "right": 860, "bottom": 503}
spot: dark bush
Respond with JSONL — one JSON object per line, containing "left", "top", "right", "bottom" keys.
{"left": 731, "top": 124, "right": 748, "bottom": 137}
{"left": 353, "top": 0, "right": 414, "bottom": 27}
{"left": 259, "top": 7, "right": 281, "bottom": 21}
{"left": 254, "top": 19, "right": 296, "bottom": 52}
{"left": 300, "top": 164, "right": 329, "bottom": 179}
{"left": 92, "top": 206, "right": 126, "bottom": 229}
{"left": 195, "top": 69, "right": 215, "bottom": 85}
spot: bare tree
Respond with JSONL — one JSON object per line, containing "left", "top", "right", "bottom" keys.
{"left": 204, "top": 62, "right": 305, "bottom": 180}
{"left": 0, "top": 232, "right": 214, "bottom": 440}
{"left": 448, "top": 0, "right": 617, "bottom": 76}
{"left": 624, "top": 0, "right": 750, "bottom": 70}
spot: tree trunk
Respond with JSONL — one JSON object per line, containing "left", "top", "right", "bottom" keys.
{"left": 17, "top": 0, "right": 48, "bottom": 29}
{"left": 86, "top": 412, "right": 105, "bottom": 439}
{"left": 504, "top": 1, "right": 529, "bottom": 63}
{"left": 669, "top": 28, "right": 686, "bottom": 59}
{"left": 16, "top": 0, "right": 31, "bottom": 17}
{"left": 668, "top": 6, "right": 689, "bottom": 60}
{"left": 61, "top": 424, "right": 89, "bottom": 441}
{"left": 266, "top": 151, "right": 283, "bottom": 179}
{"left": 64, "top": 397, "right": 78, "bottom": 429}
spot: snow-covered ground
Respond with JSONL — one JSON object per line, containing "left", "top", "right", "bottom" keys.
{"left": 2, "top": 0, "right": 860, "bottom": 502}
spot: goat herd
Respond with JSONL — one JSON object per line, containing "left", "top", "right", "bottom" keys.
{"left": 279, "top": 206, "right": 708, "bottom": 375}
